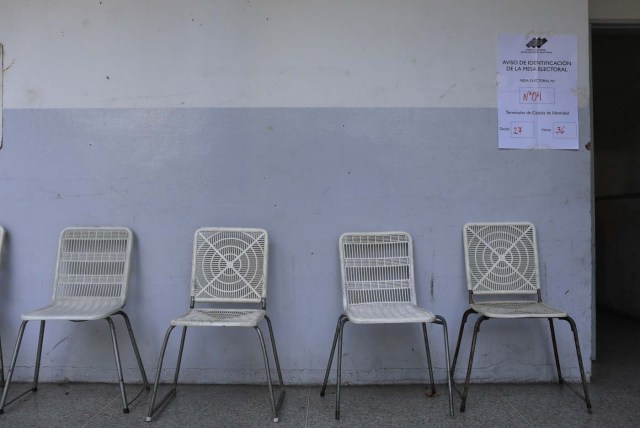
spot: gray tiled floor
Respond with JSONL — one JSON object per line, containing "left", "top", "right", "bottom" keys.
{"left": 0, "top": 310, "right": 638, "bottom": 427}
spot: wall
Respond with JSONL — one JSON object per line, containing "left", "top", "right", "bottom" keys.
{"left": 0, "top": 1, "right": 592, "bottom": 384}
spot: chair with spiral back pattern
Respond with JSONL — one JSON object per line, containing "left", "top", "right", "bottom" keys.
{"left": 146, "top": 227, "right": 285, "bottom": 423}
{"left": 450, "top": 222, "right": 592, "bottom": 413}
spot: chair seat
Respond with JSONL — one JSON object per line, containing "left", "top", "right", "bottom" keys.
{"left": 21, "top": 298, "right": 124, "bottom": 321}
{"left": 345, "top": 303, "right": 436, "bottom": 324}
{"left": 171, "top": 308, "right": 266, "bottom": 327}
{"left": 471, "top": 301, "right": 567, "bottom": 319}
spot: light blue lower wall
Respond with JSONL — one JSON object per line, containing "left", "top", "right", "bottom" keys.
{"left": 0, "top": 108, "right": 592, "bottom": 383}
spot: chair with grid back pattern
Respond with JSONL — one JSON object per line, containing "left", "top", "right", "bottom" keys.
{"left": 0, "top": 227, "right": 149, "bottom": 414}
{"left": 450, "top": 222, "right": 592, "bottom": 412}
{"left": 320, "top": 232, "right": 454, "bottom": 419}
{"left": 0, "top": 226, "right": 5, "bottom": 387}
{"left": 145, "top": 227, "right": 285, "bottom": 423}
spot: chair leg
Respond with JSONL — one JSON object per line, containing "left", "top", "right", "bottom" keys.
{"left": 106, "top": 317, "right": 129, "bottom": 413}
{"left": 450, "top": 309, "right": 475, "bottom": 377}
{"left": 146, "top": 325, "right": 179, "bottom": 422}
{"left": 116, "top": 311, "right": 149, "bottom": 389}
{"left": 320, "top": 314, "right": 347, "bottom": 397}
{"left": 548, "top": 318, "right": 563, "bottom": 384}
{"left": 435, "top": 315, "right": 454, "bottom": 417}
{"left": 0, "top": 334, "right": 5, "bottom": 388}
{"left": 460, "top": 315, "right": 487, "bottom": 412}
{"left": 264, "top": 315, "right": 286, "bottom": 411}
{"left": 335, "top": 317, "right": 348, "bottom": 420}
{"left": 173, "top": 327, "right": 187, "bottom": 388}
{"left": 421, "top": 323, "right": 436, "bottom": 396}
{"left": 562, "top": 316, "right": 592, "bottom": 412}
{"left": 255, "top": 326, "right": 279, "bottom": 422}
{"left": 32, "top": 321, "right": 46, "bottom": 392}
{"left": 0, "top": 320, "right": 29, "bottom": 414}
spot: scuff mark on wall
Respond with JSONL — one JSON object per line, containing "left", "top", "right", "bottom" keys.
{"left": 2, "top": 57, "right": 13, "bottom": 72}
{"left": 37, "top": 186, "right": 112, "bottom": 200}
{"left": 430, "top": 272, "right": 435, "bottom": 300}
{"left": 439, "top": 83, "right": 457, "bottom": 100}
{"left": 46, "top": 336, "right": 71, "bottom": 361}
{"left": 51, "top": 336, "right": 70, "bottom": 351}
{"left": 25, "top": 88, "right": 43, "bottom": 107}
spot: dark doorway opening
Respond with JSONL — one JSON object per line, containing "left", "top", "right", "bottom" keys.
{"left": 591, "top": 24, "right": 640, "bottom": 359}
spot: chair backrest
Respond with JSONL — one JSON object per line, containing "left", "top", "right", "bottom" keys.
{"left": 0, "top": 226, "right": 4, "bottom": 265}
{"left": 339, "top": 232, "right": 417, "bottom": 309}
{"left": 463, "top": 222, "right": 540, "bottom": 296}
{"left": 191, "top": 228, "right": 268, "bottom": 304}
{"left": 52, "top": 227, "right": 133, "bottom": 304}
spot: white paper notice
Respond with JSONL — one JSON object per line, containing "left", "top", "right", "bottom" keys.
{"left": 497, "top": 33, "right": 578, "bottom": 150}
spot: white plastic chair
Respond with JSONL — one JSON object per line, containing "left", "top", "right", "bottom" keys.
{"left": 0, "top": 226, "right": 5, "bottom": 387}
{"left": 450, "top": 222, "right": 592, "bottom": 412}
{"left": 320, "top": 232, "right": 454, "bottom": 419}
{"left": 145, "top": 228, "right": 285, "bottom": 423}
{"left": 0, "top": 227, "right": 149, "bottom": 414}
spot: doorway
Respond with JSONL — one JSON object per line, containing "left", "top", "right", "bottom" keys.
{"left": 591, "top": 24, "right": 640, "bottom": 358}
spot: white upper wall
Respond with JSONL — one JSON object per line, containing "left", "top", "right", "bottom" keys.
{"left": 1, "top": 0, "right": 590, "bottom": 109}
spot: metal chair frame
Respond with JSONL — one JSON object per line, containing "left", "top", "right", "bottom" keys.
{"left": 146, "top": 227, "right": 285, "bottom": 423}
{"left": 0, "top": 226, "right": 5, "bottom": 387}
{"left": 0, "top": 227, "right": 149, "bottom": 414}
{"left": 320, "top": 232, "right": 454, "bottom": 419}
{"left": 450, "top": 222, "right": 592, "bottom": 412}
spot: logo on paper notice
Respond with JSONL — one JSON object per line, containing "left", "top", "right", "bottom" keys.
{"left": 526, "top": 37, "right": 548, "bottom": 49}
